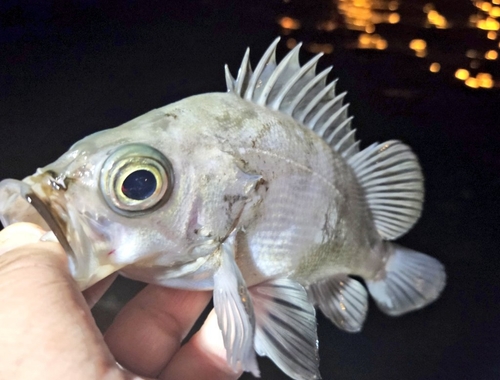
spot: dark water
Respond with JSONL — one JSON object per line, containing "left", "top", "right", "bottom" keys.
{"left": 1, "top": 1, "right": 499, "bottom": 379}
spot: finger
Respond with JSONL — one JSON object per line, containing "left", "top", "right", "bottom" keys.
{"left": 104, "top": 285, "right": 212, "bottom": 378}
{"left": 0, "top": 241, "right": 121, "bottom": 379}
{"left": 159, "top": 309, "right": 241, "bottom": 380}
{"left": 0, "top": 222, "right": 47, "bottom": 255}
{"left": 0, "top": 223, "right": 115, "bottom": 309}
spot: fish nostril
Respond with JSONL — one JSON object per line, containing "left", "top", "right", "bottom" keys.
{"left": 47, "top": 172, "right": 68, "bottom": 191}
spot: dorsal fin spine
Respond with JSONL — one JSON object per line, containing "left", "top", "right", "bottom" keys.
{"left": 236, "top": 48, "right": 251, "bottom": 95}
{"left": 334, "top": 128, "right": 357, "bottom": 153}
{"left": 341, "top": 139, "right": 360, "bottom": 160}
{"left": 257, "top": 43, "right": 302, "bottom": 106}
{"left": 288, "top": 67, "right": 332, "bottom": 116}
{"left": 299, "top": 80, "right": 338, "bottom": 125}
{"left": 225, "top": 65, "right": 235, "bottom": 93}
{"left": 272, "top": 53, "right": 323, "bottom": 110}
{"left": 244, "top": 38, "right": 279, "bottom": 101}
{"left": 322, "top": 105, "right": 350, "bottom": 141}
{"left": 227, "top": 38, "right": 354, "bottom": 154}
{"left": 310, "top": 92, "right": 346, "bottom": 130}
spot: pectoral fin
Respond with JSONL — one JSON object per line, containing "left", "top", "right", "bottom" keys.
{"left": 250, "top": 279, "right": 321, "bottom": 380}
{"left": 213, "top": 231, "right": 259, "bottom": 376}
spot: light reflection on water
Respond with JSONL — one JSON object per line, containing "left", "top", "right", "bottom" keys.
{"left": 277, "top": 0, "right": 500, "bottom": 89}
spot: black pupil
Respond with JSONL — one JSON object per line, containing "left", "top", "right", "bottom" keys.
{"left": 122, "top": 170, "right": 157, "bottom": 200}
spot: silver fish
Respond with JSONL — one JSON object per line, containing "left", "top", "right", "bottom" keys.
{"left": 0, "top": 38, "right": 445, "bottom": 379}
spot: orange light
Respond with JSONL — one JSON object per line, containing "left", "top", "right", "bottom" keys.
{"left": 490, "top": 6, "right": 500, "bottom": 17}
{"left": 427, "top": 10, "right": 448, "bottom": 28}
{"left": 494, "top": 0, "right": 500, "bottom": 4}
{"left": 365, "top": 23, "right": 375, "bottom": 33}
{"left": 477, "top": 72, "right": 494, "bottom": 88}
{"left": 487, "top": 31, "right": 498, "bottom": 39}
{"left": 465, "top": 77, "right": 479, "bottom": 88}
{"left": 409, "top": 39, "right": 427, "bottom": 50}
{"left": 455, "top": 69, "right": 470, "bottom": 80}
{"left": 478, "top": 17, "right": 500, "bottom": 30}
{"left": 485, "top": 49, "right": 499, "bottom": 59}
{"left": 429, "top": 62, "right": 441, "bottom": 72}
{"left": 480, "top": 1, "right": 492, "bottom": 11}
{"left": 427, "top": 10, "right": 438, "bottom": 18}
{"left": 338, "top": 0, "right": 403, "bottom": 30}
{"left": 357, "top": 33, "right": 388, "bottom": 50}
{"left": 388, "top": 13, "right": 400, "bottom": 24}
{"left": 376, "top": 39, "right": 388, "bottom": 50}
{"left": 358, "top": 33, "right": 372, "bottom": 46}
{"left": 479, "top": 78, "right": 494, "bottom": 89}
{"left": 477, "top": 72, "right": 492, "bottom": 80}
{"left": 278, "top": 16, "right": 301, "bottom": 30}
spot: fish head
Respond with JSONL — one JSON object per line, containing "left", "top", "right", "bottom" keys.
{"left": 0, "top": 105, "right": 244, "bottom": 290}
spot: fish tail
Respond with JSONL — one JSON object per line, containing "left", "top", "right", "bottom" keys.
{"left": 366, "top": 243, "right": 446, "bottom": 316}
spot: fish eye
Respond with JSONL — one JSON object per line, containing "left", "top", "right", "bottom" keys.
{"left": 100, "top": 144, "right": 174, "bottom": 215}
{"left": 122, "top": 169, "right": 157, "bottom": 200}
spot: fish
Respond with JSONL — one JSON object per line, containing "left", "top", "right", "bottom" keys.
{"left": 0, "top": 38, "right": 446, "bottom": 379}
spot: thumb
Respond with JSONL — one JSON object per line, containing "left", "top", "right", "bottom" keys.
{"left": 0, "top": 223, "right": 123, "bottom": 380}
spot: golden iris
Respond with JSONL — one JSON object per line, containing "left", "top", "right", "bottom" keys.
{"left": 100, "top": 144, "right": 174, "bottom": 215}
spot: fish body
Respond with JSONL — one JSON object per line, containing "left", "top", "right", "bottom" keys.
{"left": 127, "top": 92, "right": 379, "bottom": 287}
{"left": 0, "top": 39, "right": 445, "bottom": 379}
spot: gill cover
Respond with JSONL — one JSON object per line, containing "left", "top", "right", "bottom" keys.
{"left": 100, "top": 143, "right": 174, "bottom": 215}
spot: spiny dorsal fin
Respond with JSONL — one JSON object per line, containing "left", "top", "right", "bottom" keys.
{"left": 348, "top": 141, "right": 424, "bottom": 240}
{"left": 225, "top": 37, "right": 358, "bottom": 159}
{"left": 226, "top": 39, "right": 424, "bottom": 240}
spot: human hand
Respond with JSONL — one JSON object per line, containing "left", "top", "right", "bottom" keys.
{"left": 0, "top": 222, "right": 240, "bottom": 380}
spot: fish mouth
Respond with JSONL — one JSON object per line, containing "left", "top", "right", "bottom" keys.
{"left": 23, "top": 183, "right": 76, "bottom": 261}
{"left": 0, "top": 177, "right": 113, "bottom": 289}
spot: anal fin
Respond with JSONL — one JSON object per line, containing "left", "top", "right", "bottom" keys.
{"left": 308, "top": 275, "right": 368, "bottom": 332}
{"left": 366, "top": 243, "right": 446, "bottom": 316}
{"left": 250, "top": 279, "right": 321, "bottom": 380}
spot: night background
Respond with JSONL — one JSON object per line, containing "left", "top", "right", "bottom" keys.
{"left": 1, "top": 0, "right": 499, "bottom": 379}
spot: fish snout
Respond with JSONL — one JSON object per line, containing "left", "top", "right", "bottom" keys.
{"left": 0, "top": 176, "right": 117, "bottom": 290}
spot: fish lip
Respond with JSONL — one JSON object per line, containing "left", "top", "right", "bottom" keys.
{"left": 21, "top": 186, "right": 76, "bottom": 262}
{"left": 0, "top": 178, "right": 76, "bottom": 266}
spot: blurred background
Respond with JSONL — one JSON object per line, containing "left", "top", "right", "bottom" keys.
{"left": 0, "top": 0, "right": 499, "bottom": 379}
